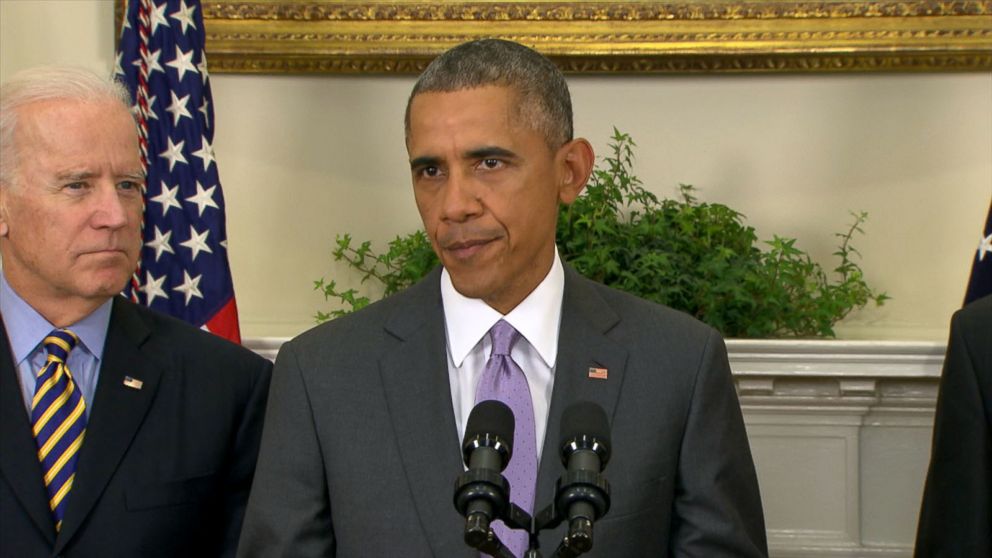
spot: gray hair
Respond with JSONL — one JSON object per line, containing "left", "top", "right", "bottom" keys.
{"left": 0, "top": 65, "right": 133, "bottom": 188}
{"left": 404, "top": 39, "right": 573, "bottom": 149}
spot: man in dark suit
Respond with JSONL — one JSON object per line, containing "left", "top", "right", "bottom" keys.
{"left": 0, "top": 66, "right": 271, "bottom": 557}
{"left": 239, "top": 39, "right": 766, "bottom": 557}
{"left": 915, "top": 293, "right": 992, "bottom": 556}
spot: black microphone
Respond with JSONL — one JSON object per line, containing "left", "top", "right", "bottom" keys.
{"left": 454, "top": 400, "right": 515, "bottom": 549}
{"left": 555, "top": 401, "right": 611, "bottom": 553}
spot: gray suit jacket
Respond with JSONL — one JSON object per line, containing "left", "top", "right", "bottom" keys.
{"left": 239, "top": 265, "right": 766, "bottom": 557}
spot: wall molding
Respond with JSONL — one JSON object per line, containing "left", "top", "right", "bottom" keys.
{"left": 729, "top": 339, "right": 944, "bottom": 415}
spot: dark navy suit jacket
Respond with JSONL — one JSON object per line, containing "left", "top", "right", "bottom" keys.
{"left": 916, "top": 294, "right": 992, "bottom": 557}
{"left": 1, "top": 297, "right": 272, "bottom": 557}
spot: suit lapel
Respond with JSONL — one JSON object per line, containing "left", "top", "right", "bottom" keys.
{"left": 378, "top": 269, "right": 467, "bottom": 555}
{"left": 55, "top": 298, "right": 163, "bottom": 552}
{"left": 0, "top": 321, "right": 56, "bottom": 545}
{"left": 535, "top": 266, "right": 628, "bottom": 539}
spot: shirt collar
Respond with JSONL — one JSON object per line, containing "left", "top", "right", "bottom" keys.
{"left": 441, "top": 247, "right": 564, "bottom": 368}
{"left": 1, "top": 271, "right": 113, "bottom": 364}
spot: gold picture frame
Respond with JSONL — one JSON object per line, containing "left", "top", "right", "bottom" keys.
{"left": 138, "top": 1, "right": 992, "bottom": 73}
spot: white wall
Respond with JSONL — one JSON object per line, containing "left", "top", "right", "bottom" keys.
{"left": 3, "top": 0, "right": 990, "bottom": 341}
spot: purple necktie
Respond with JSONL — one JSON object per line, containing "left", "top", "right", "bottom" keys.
{"left": 475, "top": 320, "right": 536, "bottom": 558}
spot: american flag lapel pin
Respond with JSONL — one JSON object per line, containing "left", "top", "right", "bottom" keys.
{"left": 587, "top": 367, "right": 608, "bottom": 380}
{"left": 123, "top": 376, "right": 144, "bottom": 390}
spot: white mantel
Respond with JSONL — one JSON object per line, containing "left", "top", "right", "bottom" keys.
{"left": 729, "top": 339, "right": 943, "bottom": 558}
{"left": 244, "top": 338, "right": 946, "bottom": 558}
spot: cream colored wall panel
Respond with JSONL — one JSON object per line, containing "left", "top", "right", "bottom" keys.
{"left": 0, "top": 0, "right": 114, "bottom": 80}
{"left": 216, "top": 73, "right": 991, "bottom": 340}
{"left": 568, "top": 74, "right": 992, "bottom": 342}
{"left": 749, "top": 425, "right": 861, "bottom": 548}
{"left": 210, "top": 74, "right": 421, "bottom": 338}
{"left": 859, "top": 425, "right": 933, "bottom": 548}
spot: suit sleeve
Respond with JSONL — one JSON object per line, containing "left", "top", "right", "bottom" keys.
{"left": 670, "top": 330, "right": 768, "bottom": 557}
{"left": 238, "top": 340, "right": 336, "bottom": 558}
{"left": 220, "top": 354, "right": 273, "bottom": 557}
{"left": 915, "top": 309, "right": 992, "bottom": 557}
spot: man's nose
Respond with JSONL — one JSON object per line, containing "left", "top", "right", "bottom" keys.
{"left": 90, "top": 183, "right": 132, "bottom": 229}
{"left": 439, "top": 169, "right": 483, "bottom": 222}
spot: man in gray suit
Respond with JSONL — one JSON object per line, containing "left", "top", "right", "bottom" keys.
{"left": 239, "top": 39, "right": 767, "bottom": 557}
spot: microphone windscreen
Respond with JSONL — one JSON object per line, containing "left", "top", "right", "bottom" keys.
{"left": 464, "top": 399, "right": 515, "bottom": 449}
{"left": 559, "top": 401, "right": 611, "bottom": 452}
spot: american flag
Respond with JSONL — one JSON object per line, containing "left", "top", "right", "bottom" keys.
{"left": 116, "top": 0, "right": 241, "bottom": 343}
{"left": 964, "top": 200, "right": 992, "bottom": 305}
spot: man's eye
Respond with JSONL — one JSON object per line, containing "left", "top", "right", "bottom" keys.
{"left": 421, "top": 166, "right": 441, "bottom": 178}
{"left": 119, "top": 180, "right": 141, "bottom": 191}
{"left": 480, "top": 158, "right": 502, "bottom": 170}
{"left": 64, "top": 182, "right": 86, "bottom": 190}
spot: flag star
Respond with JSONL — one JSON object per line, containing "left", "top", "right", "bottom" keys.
{"left": 196, "top": 55, "right": 209, "bottom": 84}
{"left": 179, "top": 225, "right": 214, "bottom": 261}
{"left": 133, "top": 47, "right": 164, "bottom": 77}
{"left": 198, "top": 97, "right": 210, "bottom": 123}
{"left": 166, "top": 45, "right": 198, "bottom": 82}
{"left": 145, "top": 225, "right": 176, "bottom": 261}
{"left": 149, "top": 182, "right": 182, "bottom": 216}
{"left": 170, "top": 0, "right": 197, "bottom": 34}
{"left": 165, "top": 91, "right": 192, "bottom": 126}
{"left": 159, "top": 138, "right": 187, "bottom": 171}
{"left": 114, "top": 51, "right": 125, "bottom": 77}
{"left": 133, "top": 94, "right": 159, "bottom": 121}
{"left": 979, "top": 233, "right": 992, "bottom": 261}
{"left": 140, "top": 270, "right": 169, "bottom": 306}
{"left": 185, "top": 181, "right": 219, "bottom": 216}
{"left": 220, "top": 238, "right": 228, "bottom": 249}
{"left": 149, "top": 1, "right": 169, "bottom": 35}
{"left": 145, "top": 94, "right": 160, "bottom": 120}
{"left": 191, "top": 136, "right": 216, "bottom": 172}
{"left": 173, "top": 270, "right": 204, "bottom": 306}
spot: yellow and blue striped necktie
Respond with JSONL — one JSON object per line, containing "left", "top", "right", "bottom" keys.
{"left": 30, "top": 329, "right": 88, "bottom": 532}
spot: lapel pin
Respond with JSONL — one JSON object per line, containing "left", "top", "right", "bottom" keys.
{"left": 587, "top": 367, "right": 608, "bottom": 380}
{"left": 123, "top": 376, "right": 144, "bottom": 390}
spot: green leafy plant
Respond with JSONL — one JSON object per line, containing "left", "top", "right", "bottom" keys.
{"left": 314, "top": 231, "right": 437, "bottom": 321}
{"left": 315, "top": 129, "right": 887, "bottom": 337}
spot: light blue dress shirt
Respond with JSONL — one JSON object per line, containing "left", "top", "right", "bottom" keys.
{"left": 0, "top": 273, "right": 110, "bottom": 418}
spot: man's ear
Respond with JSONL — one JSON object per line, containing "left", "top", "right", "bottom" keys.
{"left": 556, "top": 138, "right": 594, "bottom": 205}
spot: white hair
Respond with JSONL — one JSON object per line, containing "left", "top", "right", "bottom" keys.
{"left": 0, "top": 65, "right": 133, "bottom": 189}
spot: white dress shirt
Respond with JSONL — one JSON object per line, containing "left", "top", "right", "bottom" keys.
{"left": 441, "top": 249, "right": 564, "bottom": 463}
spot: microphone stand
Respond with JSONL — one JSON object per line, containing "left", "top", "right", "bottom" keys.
{"left": 529, "top": 467, "right": 611, "bottom": 558}
{"left": 473, "top": 528, "right": 518, "bottom": 558}
{"left": 463, "top": 476, "right": 608, "bottom": 558}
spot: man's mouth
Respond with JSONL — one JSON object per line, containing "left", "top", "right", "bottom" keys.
{"left": 443, "top": 237, "right": 497, "bottom": 260}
